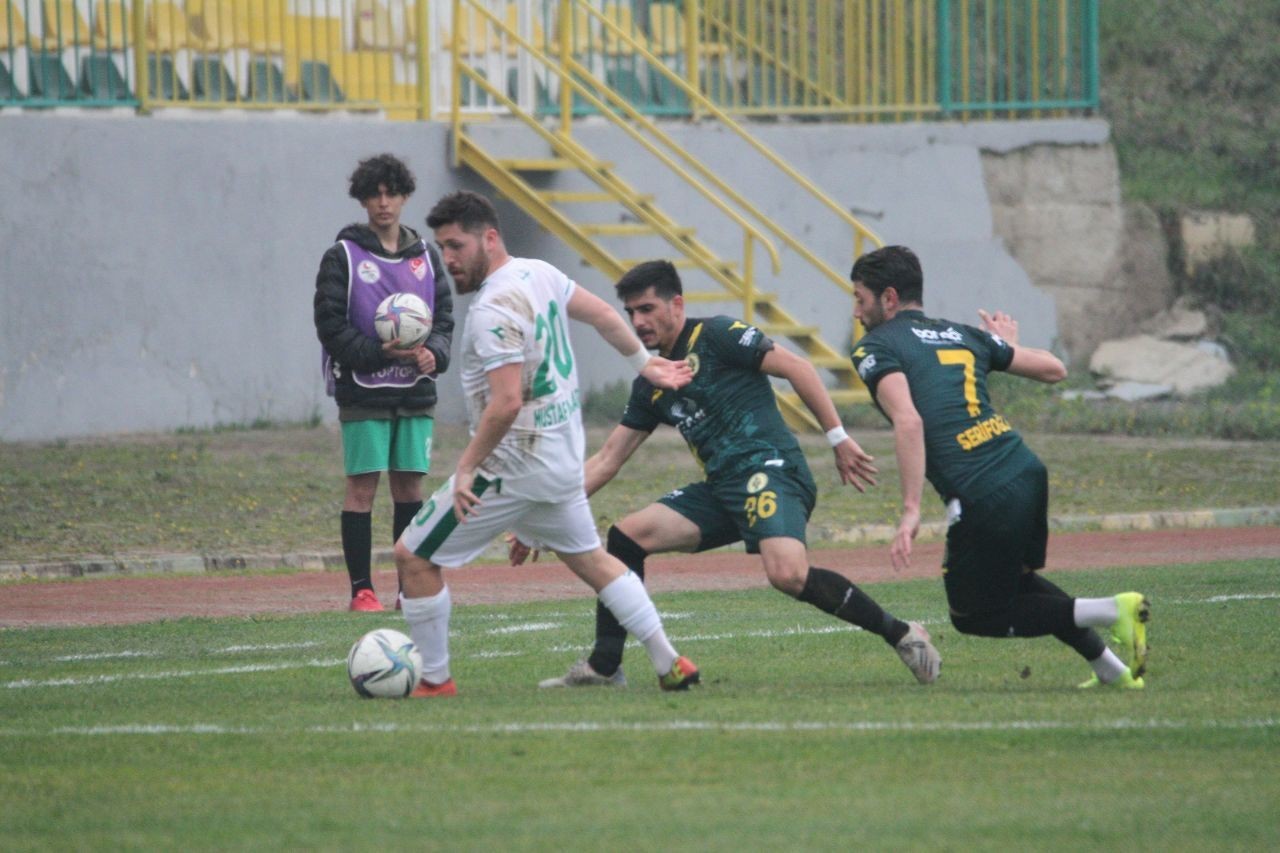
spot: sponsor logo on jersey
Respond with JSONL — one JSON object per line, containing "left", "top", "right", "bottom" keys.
{"left": 856, "top": 354, "right": 877, "bottom": 378}
{"left": 489, "top": 326, "right": 506, "bottom": 340}
{"left": 357, "top": 260, "right": 381, "bottom": 283}
{"left": 747, "top": 472, "right": 769, "bottom": 493}
{"left": 738, "top": 328, "right": 758, "bottom": 347}
{"left": 911, "top": 326, "right": 964, "bottom": 344}
{"left": 955, "top": 413, "right": 1014, "bottom": 451}
{"left": 686, "top": 353, "right": 701, "bottom": 376}
{"left": 410, "top": 257, "right": 428, "bottom": 280}
{"left": 663, "top": 487, "right": 685, "bottom": 501}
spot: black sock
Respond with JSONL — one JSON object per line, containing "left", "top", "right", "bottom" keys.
{"left": 799, "top": 566, "right": 909, "bottom": 646}
{"left": 1016, "top": 572, "right": 1107, "bottom": 660}
{"left": 342, "top": 510, "right": 373, "bottom": 595}
{"left": 392, "top": 501, "right": 422, "bottom": 597}
{"left": 588, "top": 526, "right": 647, "bottom": 676}
{"left": 393, "top": 501, "right": 422, "bottom": 544}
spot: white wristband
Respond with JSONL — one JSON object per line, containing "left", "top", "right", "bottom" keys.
{"left": 626, "top": 346, "right": 651, "bottom": 372}
{"left": 825, "top": 425, "right": 850, "bottom": 447}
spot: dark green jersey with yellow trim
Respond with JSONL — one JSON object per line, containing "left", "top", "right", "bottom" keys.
{"left": 850, "top": 309, "right": 1038, "bottom": 502}
{"left": 621, "top": 316, "right": 805, "bottom": 480}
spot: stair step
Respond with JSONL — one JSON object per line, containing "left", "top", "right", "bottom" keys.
{"left": 759, "top": 323, "right": 820, "bottom": 338}
{"left": 580, "top": 223, "right": 694, "bottom": 236}
{"left": 624, "top": 259, "right": 739, "bottom": 273}
{"left": 681, "top": 290, "right": 744, "bottom": 304}
{"left": 541, "top": 191, "right": 655, "bottom": 204}
{"left": 807, "top": 354, "right": 854, "bottom": 369}
{"left": 498, "top": 158, "right": 580, "bottom": 171}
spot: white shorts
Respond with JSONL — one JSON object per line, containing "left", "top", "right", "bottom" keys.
{"left": 400, "top": 473, "right": 602, "bottom": 568}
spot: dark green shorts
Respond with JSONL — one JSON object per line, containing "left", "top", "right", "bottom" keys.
{"left": 942, "top": 459, "right": 1049, "bottom": 617}
{"left": 341, "top": 415, "right": 434, "bottom": 476}
{"left": 658, "top": 459, "right": 816, "bottom": 554}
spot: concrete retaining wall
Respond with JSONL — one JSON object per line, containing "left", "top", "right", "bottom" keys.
{"left": 0, "top": 112, "right": 1142, "bottom": 441}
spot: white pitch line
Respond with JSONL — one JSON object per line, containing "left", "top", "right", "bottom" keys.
{"left": 0, "top": 717, "right": 1273, "bottom": 738}
{"left": 485, "top": 622, "right": 563, "bottom": 635}
{"left": 52, "top": 651, "right": 158, "bottom": 662}
{"left": 214, "top": 642, "right": 324, "bottom": 653}
{"left": 3, "top": 659, "right": 343, "bottom": 689}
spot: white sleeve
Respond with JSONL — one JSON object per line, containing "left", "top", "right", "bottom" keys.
{"left": 470, "top": 303, "right": 529, "bottom": 372}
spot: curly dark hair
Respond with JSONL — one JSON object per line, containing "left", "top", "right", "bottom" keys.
{"left": 426, "top": 191, "right": 501, "bottom": 234}
{"left": 348, "top": 154, "right": 415, "bottom": 201}
{"left": 850, "top": 245, "right": 924, "bottom": 304}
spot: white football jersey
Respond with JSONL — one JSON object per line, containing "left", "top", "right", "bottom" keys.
{"left": 459, "top": 257, "right": 586, "bottom": 500}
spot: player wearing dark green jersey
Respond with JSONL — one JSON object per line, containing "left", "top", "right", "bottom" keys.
{"left": 527, "top": 260, "right": 941, "bottom": 688}
{"left": 849, "top": 245, "right": 1149, "bottom": 689}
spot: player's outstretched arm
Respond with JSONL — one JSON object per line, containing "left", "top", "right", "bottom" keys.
{"left": 978, "top": 308, "right": 1067, "bottom": 384}
{"left": 566, "top": 286, "right": 692, "bottom": 390}
{"left": 585, "top": 424, "right": 650, "bottom": 497}
{"left": 761, "top": 346, "right": 878, "bottom": 491}
{"left": 872, "top": 372, "right": 926, "bottom": 571}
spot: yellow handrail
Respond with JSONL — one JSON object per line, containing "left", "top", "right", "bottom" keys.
{"left": 583, "top": 0, "right": 882, "bottom": 291}
{"left": 454, "top": 0, "right": 782, "bottom": 290}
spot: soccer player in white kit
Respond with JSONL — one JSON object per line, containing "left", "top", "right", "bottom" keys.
{"left": 394, "top": 191, "right": 701, "bottom": 696}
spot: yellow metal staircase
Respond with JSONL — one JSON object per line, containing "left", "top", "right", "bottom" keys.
{"left": 446, "top": 0, "right": 883, "bottom": 430}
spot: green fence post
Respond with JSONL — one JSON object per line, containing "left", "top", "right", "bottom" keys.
{"left": 937, "top": 0, "right": 951, "bottom": 116}
{"left": 1084, "top": 0, "right": 1099, "bottom": 109}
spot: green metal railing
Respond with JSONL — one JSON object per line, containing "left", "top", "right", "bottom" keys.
{"left": 1, "top": 0, "right": 430, "bottom": 114}
{"left": 0, "top": 0, "right": 1098, "bottom": 119}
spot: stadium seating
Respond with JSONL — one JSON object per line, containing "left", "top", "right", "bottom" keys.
{"left": 0, "top": 59, "right": 20, "bottom": 100}
{"left": 91, "top": 0, "right": 130, "bottom": 52}
{"left": 191, "top": 56, "right": 235, "bottom": 101}
{"left": 649, "top": 67, "right": 688, "bottom": 111}
{"left": 605, "top": 64, "right": 645, "bottom": 105}
{"left": 27, "top": 51, "right": 75, "bottom": 98}
{"left": 355, "top": 0, "right": 398, "bottom": 51}
{"left": 41, "top": 0, "right": 91, "bottom": 49}
{"left": 146, "top": 53, "right": 189, "bottom": 100}
{"left": 1, "top": 3, "right": 30, "bottom": 52}
{"left": 245, "top": 57, "right": 291, "bottom": 102}
{"left": 601, "top": 2, "right": 640, "bottom": 56}
{"left": 247, "top": 0, "right": 285, "bottom": 54}
{"left": 146, "top": 2, "right": 192, "bottom": 52}
{"left": 78, "top": 54, "right": 130, "bottom": 100}
{"left": 299, "top": 59, "right": 343, "bottom": 102}
{"left": 188, "top": 0, "right": 241, "bottom": 52}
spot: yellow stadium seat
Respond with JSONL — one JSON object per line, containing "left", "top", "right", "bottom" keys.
{"left": 503, "top": 4, "right": 547, "bottom": 56}
{"left": 443, "top": 4, "right": 490, "bottom": 56}
{"left": 354, "top": 0, "right": 410, "bottom": 52}
{"left": 187, "top": 0, "right": 240, "bottom": 52}
{"left": 42, "top": 0, "right": 92, "bottom": 49}
{"left": 601, "top": 2, "right": 639, "bottom": 56}
{"left": 91, "top": 1, "right": 131, "bottom": 52}
{"left": 648, "top": 3, "right": 680, "bottom": 57}
{"left": 146, "top": 2, "right": 192, "bottom": 53}
{"left": 247, "top": 0, "right": 285, "bottom": 54}
{"left": 1, "top": 4, "right": 29, "bottom": 50}
{"left": 551, "top": 3, "right": 595, "bottom": 56}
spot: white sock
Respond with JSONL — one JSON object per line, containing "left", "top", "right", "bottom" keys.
{"left": 1088, "top": 648, "right": 1129, "bottom": 683}
{"left": 1073, "top": 596, "right": 1119, "bottom": 628}
{"left": 598, "top": 571, "right": 679, "bottom": 676}
{"left": 401, "top": 586, "right": 452, "bottom": 684}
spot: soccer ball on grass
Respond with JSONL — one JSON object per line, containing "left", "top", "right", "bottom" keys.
{"left": 347, "top": 628, "right": 422, "bottom": 698}
{"left": 373, "top": 293, "right": 432, "bottom": 350}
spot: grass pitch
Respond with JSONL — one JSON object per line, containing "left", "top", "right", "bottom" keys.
{"left": 2, "top": 561, "right": 1277, "bottom": 850}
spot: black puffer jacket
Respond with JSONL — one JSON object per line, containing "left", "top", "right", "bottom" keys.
{"left": 313, "top": 223, "right": 454, "bottom": 411}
